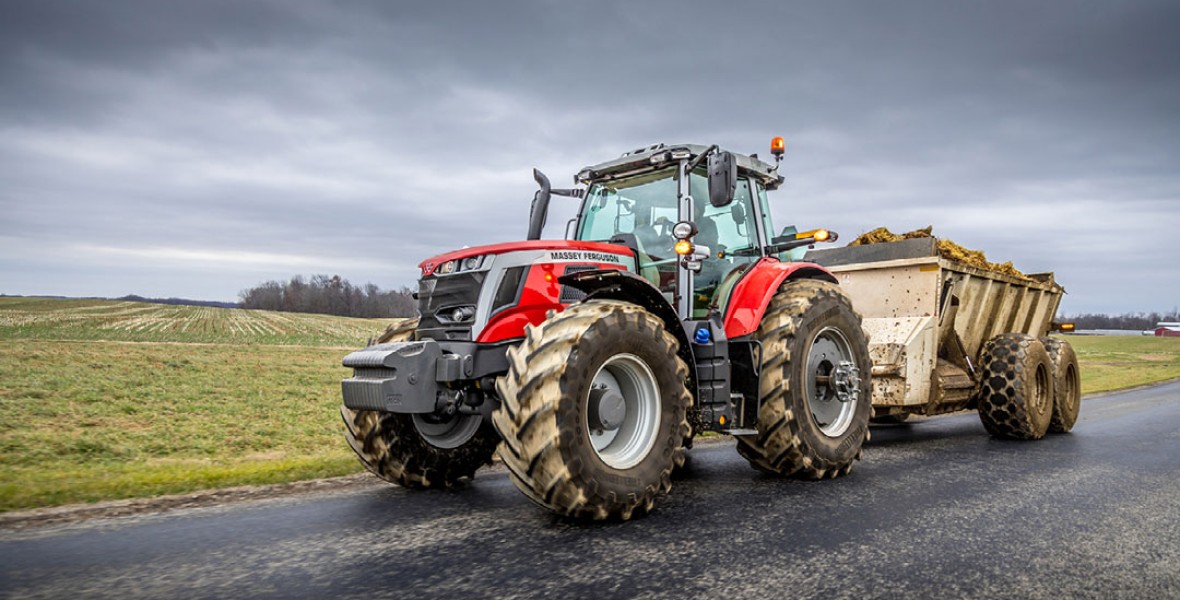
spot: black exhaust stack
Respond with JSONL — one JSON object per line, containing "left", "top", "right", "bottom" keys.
{"left": 527, "top": 169, "right": 550, "bottom": 241}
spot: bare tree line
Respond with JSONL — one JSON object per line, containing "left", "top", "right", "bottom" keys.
{"left": 239, "top": 274, "right": 417, "bottom": 318}
{"left": 1059, "top": 310, "right": 1180, "bottom": 331}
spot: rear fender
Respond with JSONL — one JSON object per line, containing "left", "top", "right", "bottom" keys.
{"left": 722, "top": 258, "right": 838, "bottom": 339}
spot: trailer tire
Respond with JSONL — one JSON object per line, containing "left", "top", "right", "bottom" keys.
{"left": 341, "top": 318, "right": 498, "bottom": 489}
{"left": 493, "top": 300, "right": 691, "bottom": 520}
{"left": 975, "top": 333, "right": 1055, "bottom": 440}
{"left": 735, "top": 279, "right": 872, "bottom": 480}
{"left": 1040, "top": 337, "right": 1081, "bottom": 433}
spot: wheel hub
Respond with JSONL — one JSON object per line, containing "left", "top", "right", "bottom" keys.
{"left": 588, "top": 385, "right": 627, "bottom": 431}
{"left": 412, "top": 411, "right": 482, "bottom": 449}
{"left": 586, "top": 354, "right": 661, "bottom": 470}
{"left": 806, "top": 327, "right": 859, "bottom": 438}
{"left": 829, "top": 361, "right": 861, "bottom": 403}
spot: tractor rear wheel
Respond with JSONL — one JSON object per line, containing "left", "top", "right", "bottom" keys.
{"left": 341, "top": 318, "right": 498, "bottom": 489}
{"left": 1040, "top": 336, "right": 1081, "bottom": 433}
{"left": 735, "top": 279, "right": 872, "bottom": 479}
{"left": 975, "top": 333, "right": 1055, "bottom": 440}
{"left": 493, "top": 300, "right": 691, "bottom": 520}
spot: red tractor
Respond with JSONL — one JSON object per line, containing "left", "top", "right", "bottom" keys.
{"left": 341, "top": 140, "right": 871, "bottom": 520}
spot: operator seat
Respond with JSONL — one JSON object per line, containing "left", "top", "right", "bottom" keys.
{"left": 694, "top": 216, "right": 724, "bottom": 289}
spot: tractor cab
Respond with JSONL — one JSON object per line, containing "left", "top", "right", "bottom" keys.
{"left": 571, "top": 144, "right": 779, "bottom": 318}
{"left": 561, "top": 142, "right": 835, "bottom": 321}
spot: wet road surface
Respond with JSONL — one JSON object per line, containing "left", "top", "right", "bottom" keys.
{"left": 3, "top": 381, "right": 1179, "bottom": 599}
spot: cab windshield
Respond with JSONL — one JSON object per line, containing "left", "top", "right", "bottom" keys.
{"left": 575, "top": 166, "right": 768, "bottom": 316}
{"left": 576, "top": 169, "right": 680, "bottom": 293}
{"left": 577, "top": 168, "right": 677, "bottom": 250}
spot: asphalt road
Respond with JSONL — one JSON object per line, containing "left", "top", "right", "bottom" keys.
{"left": 3, "top": 381, "right": 1179, "bottom": 600}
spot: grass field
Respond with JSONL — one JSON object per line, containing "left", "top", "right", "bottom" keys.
{"left": 0, "top": 298, "right": 394, "bottom": 512}
{"left": 1065, "top": 334, "right": 1180, "bottom": 394}
{"left": 0, "top": 297, "right": 383, "bottom": 346}
{"left": 1, "top": 297, "right": 1178, "bottom": 512}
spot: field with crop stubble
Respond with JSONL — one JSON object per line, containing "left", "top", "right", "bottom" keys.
{"left": 1, "top": 297, "right": 1177, "bottom": 512}
{"left": 0, "top": 298, "right": 400, "bottom": 511}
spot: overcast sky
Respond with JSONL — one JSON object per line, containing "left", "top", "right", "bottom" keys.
{"left": 2, "top": 0, "right": 1178, "bottom": 315}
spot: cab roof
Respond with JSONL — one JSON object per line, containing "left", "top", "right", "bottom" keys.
{"left": 576, "top": 143, "right": 784, "bottom": 190}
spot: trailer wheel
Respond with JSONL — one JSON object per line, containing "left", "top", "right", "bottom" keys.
{"left": 975, "top": 333, "right": 1055, "bottom": 440}
{"left": 341, "top": 318, "right": 498, "bottom": 489}
{"left": 735, "top": 279, "right": 872, "bottom": 479}
{"left": 493, "top": 300, "right": 691, "bottom": 520}
{"left": 1040, "top": 337, "right": 1081, "bottom": 433}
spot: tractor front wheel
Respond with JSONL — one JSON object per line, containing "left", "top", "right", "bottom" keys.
{"left": 341, "top": 317, "right": 498, "bottom": 489}
{"left": 493, "top": 300, "right": 691, "bottom": 520}
{"left": 735, "top": 279, "right": 873, "bottom": 479}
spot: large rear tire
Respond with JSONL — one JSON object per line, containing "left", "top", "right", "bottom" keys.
{"left": 493, "top": 300, "right": 691, "bottom": 520}
{"left": 975, "top": 333, "right": 1055, "bottom": 440}
{"left": 1040, "top": 337, "right": 1081, "bottom": 433}
{"left": 341, "top": 317, "right": 498, "bottom": 489}
{"left": 735, "top": 279, "right": 873, "bottom": 479}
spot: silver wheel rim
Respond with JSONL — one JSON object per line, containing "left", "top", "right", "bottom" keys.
{"left": 1033, "top": 363, "right": 1050, "bottom": 415}
{"left": 1064, "top": 364, "right": 1079, "bottom": 412}
{"left": 805, "top": 326, "right": 860, "bottom": 438}
{"left": 587, "top": 353, "right": 661, "bottom": 470}
{"left": 413, "top": 412, "right": 482, "bottom": 449}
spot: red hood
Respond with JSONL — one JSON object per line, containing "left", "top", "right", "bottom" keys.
{"left": 418, "top": 240, "right": 632, "bottom": 276}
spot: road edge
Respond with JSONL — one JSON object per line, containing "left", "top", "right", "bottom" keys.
{"left": 0, "top": 435, "right": 738, "bottom": 530}
{"left": 5, "top": 379, "right": 1176, "bottom": 531}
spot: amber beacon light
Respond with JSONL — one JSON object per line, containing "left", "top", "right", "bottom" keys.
{"left": 771, "top": 136, "right": 786, "bottom": 157}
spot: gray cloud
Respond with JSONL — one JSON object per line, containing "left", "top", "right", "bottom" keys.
{"left": 1, "top": 0, "right": 1178, "bottom": 314}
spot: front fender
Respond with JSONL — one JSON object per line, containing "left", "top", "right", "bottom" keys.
{"left": 722, "top": 258, "right": 838, "bottom": 339}
{"left": 559, "top": 269, "right": 697, "bottom": 397}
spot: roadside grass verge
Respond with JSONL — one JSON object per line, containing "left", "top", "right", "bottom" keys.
{"left": 0, "top": 339, "right": 372, "bottom": 512}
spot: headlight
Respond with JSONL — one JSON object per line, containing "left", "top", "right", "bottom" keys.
{"left": 672, "top": 221, "right": 697, "bottom": 239}
{"left": 437, "top": 305, "right": 476, "bottom": 323}
{"left": 436, "top": 255, "right": 486, "bottom": 276}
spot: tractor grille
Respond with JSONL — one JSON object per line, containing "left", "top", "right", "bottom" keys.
{"left": 417, "top": 272, "right": 485, "bottom": 341}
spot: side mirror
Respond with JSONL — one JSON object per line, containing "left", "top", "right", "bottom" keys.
{"left": 707, "top": 151, "right": 737, "bottom": 207}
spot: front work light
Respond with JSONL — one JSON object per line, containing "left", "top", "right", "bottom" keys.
{"left": 672, "top": 221, "right": 697, "bottom": 240}
{"left": 796, "top": 228, "right": 834, "bottom": 243}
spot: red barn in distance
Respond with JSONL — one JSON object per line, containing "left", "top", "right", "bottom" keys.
{"left": 1146, "top": 322, "right": 1180, "bottom": 337}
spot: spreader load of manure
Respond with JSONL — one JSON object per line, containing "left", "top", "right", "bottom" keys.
{"left": 848, "top": 226, "right": 1030, "bottom": 280}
